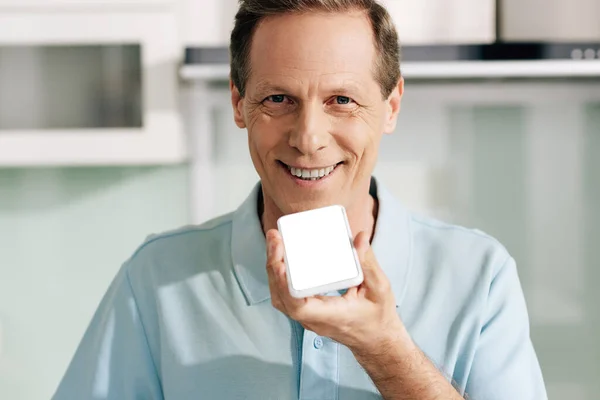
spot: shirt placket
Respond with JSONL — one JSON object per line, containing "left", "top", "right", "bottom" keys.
{"left": 298, "top": 328, "right": 339, "bottom": 400}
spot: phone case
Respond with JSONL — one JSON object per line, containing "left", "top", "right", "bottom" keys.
{"left": 277, "top": 205, "right": 364, "bottom": 298}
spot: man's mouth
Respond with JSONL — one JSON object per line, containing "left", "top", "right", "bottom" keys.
{"left": 279, "top": 161, "right": 342, "bottom": 181}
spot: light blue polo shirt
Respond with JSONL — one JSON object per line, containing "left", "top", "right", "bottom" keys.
{"left": 53, "top": 177, "right": 547, "bottom": 400}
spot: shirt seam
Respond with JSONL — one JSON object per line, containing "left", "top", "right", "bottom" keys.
{"left": 125, "top": 267, "right": 164, "bottom": 396}
{"left": 481, "top": 254, "right": 513, "bottom": 332}
{"left": 291, "top": 320, "right": 303, "bottom": 397}
{"left": 465, "top": 254, "right": 512, "bottom": 388}
{"left": 232, "top": 261, "right": 259, "bottom": 305}
{"left": 129, "top": 220, "right": 233, "bottom": 260}
{"left": 410, "top": 217, "right": 505, "bottom": 248}
{"left": 396, "top": 213, "right": 415, "bottom": 307}
{"left": 299, "top": 331, "right": 309, "bottom": 400}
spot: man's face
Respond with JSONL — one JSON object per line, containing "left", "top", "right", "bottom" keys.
{"left": 231, "top": 10, "right": 403, "bottom": 215}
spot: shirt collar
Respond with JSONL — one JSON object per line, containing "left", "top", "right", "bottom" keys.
{"left": 231, "top": 177, "right": 412, "bottom": 307}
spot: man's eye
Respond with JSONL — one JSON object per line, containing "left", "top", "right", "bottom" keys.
{"left": 335, "top": 96, "right": 352, "bottom": 105}
{"left": 266, "top": 95, "right": 286, "bottom": 103}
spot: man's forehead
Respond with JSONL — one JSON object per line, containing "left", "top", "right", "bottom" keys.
{"left": 247, "top": 11, "right": 377, "bottom": 91}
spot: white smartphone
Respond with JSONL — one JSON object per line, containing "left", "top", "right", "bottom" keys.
{"left": 277, "top": 205, "right": 364, "bottom": 298}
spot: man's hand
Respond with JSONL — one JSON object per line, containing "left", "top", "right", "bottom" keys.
{"left": 264, "top": 228, "right": 412, "bottom": 356}
{"left": 265, "top": 228, "right": 465, "bottom": 400}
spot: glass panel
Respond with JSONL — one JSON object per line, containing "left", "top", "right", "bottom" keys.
{"left": 205, "top": 78, "right": 600, "bottom": 400}
{"left": 211, "top": 105, "right": 259, "bottom": 217}
{"left": 0, "top": 166, "right": 189, "bottom": 399}
{"left": 0, "top": 44, "right": 142, "bottom": 130}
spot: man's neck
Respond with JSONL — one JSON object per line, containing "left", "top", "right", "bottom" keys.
{"left": 259, "top": 187, "right": 379, "bottom": 243}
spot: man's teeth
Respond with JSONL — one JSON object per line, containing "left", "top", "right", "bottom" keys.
{"left": 287, "top": 165, "right": 336, "bottom": 180}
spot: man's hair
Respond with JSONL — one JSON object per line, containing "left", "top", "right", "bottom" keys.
{"left": 229, "top": 0, "right": 401, "bottom": 99}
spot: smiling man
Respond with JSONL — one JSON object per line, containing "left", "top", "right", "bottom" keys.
{"left": 53, "top": 1, "right": 547, "bottom": 399}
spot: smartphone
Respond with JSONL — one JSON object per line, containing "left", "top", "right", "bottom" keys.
{"left": 277, "top": 205, "right": 364, "bottom": 298}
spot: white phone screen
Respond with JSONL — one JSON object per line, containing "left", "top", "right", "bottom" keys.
{"left": 278, "top": 205, "right": 359, "bottom": 291}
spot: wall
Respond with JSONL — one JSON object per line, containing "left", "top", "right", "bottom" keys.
{"left": 0, "top": 166, "right": 189, "bottom": 400}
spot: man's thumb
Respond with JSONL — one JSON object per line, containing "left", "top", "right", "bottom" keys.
{"left": 353, "top": 231, "right": 370, "bottom": 259}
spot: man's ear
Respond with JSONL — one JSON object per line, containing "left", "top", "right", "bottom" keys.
{"left": 230, "top": 80, "right": 246, "bottom": 129}
{"left": 383, "top": 77, "right": 404, "bottom": 134}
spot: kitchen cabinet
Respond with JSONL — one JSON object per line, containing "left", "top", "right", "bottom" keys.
{"left": 180, "top": 0, "right": 496, "bottom": 47}
{"left": 180, "top": 0, "right": 237, "bottom": 46}
{"left": 0, "top": 1, "right": 174, "bottom": 9}
{"left": 502, "top": 0, "right": 600, "bottom": 42}
{"left": 0, "top": 8, "right": 186, "bottom": 166}
{"left": 380, "top": 0, "right": 496, "bottom": 45}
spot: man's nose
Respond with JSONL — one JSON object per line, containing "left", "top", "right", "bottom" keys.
{"left": 288, "top": 102, "right": 329, "bottom": 155}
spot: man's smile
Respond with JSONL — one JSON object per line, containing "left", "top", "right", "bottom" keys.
{"left": 278, "top": 160, "right": 343, "bottom": 182}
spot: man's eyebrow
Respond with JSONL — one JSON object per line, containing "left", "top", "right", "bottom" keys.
{"left": 327, "top": 86, "right": 361, "bottom": 96}
{"left": 253, "top": 81, "right": 291, "bottom": 96}
{"left": 252, "top": 81, "right": 365, "bottom": 97}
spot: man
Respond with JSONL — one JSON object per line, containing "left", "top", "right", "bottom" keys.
{"left": 54, "top": 0, "right": 547, "bottom": 399}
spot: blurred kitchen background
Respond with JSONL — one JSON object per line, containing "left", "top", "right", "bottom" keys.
{"left": 0, "top": 0, "right": 598, "bottom": 399}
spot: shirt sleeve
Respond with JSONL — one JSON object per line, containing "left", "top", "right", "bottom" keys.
{"left": 52, "top": 265, "right": 163, "bottom": 400}
{"left": 465, "top": 256, "right": 547, "bottom": 400}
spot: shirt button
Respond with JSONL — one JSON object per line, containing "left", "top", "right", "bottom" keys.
{"left": 313, "top": 336, "right": 324, "bottom": 349}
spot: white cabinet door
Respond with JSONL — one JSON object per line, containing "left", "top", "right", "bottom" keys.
{"left": 0, "top": 10, "right": 186, "bottom": 166}
{"left": 180, "top": 0, "right": 237, "bottom": 46}
{"left": 0, "top": 0, "right": 174, "bottom": 9}
{"left": 180, "top": 0, "right": 496, "bottom": 46}
{"left": 502, "top": 0, "right": 600, "bottom": 42}
{"left": 381, "top": 0, "right": 496, "bottom": 45}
